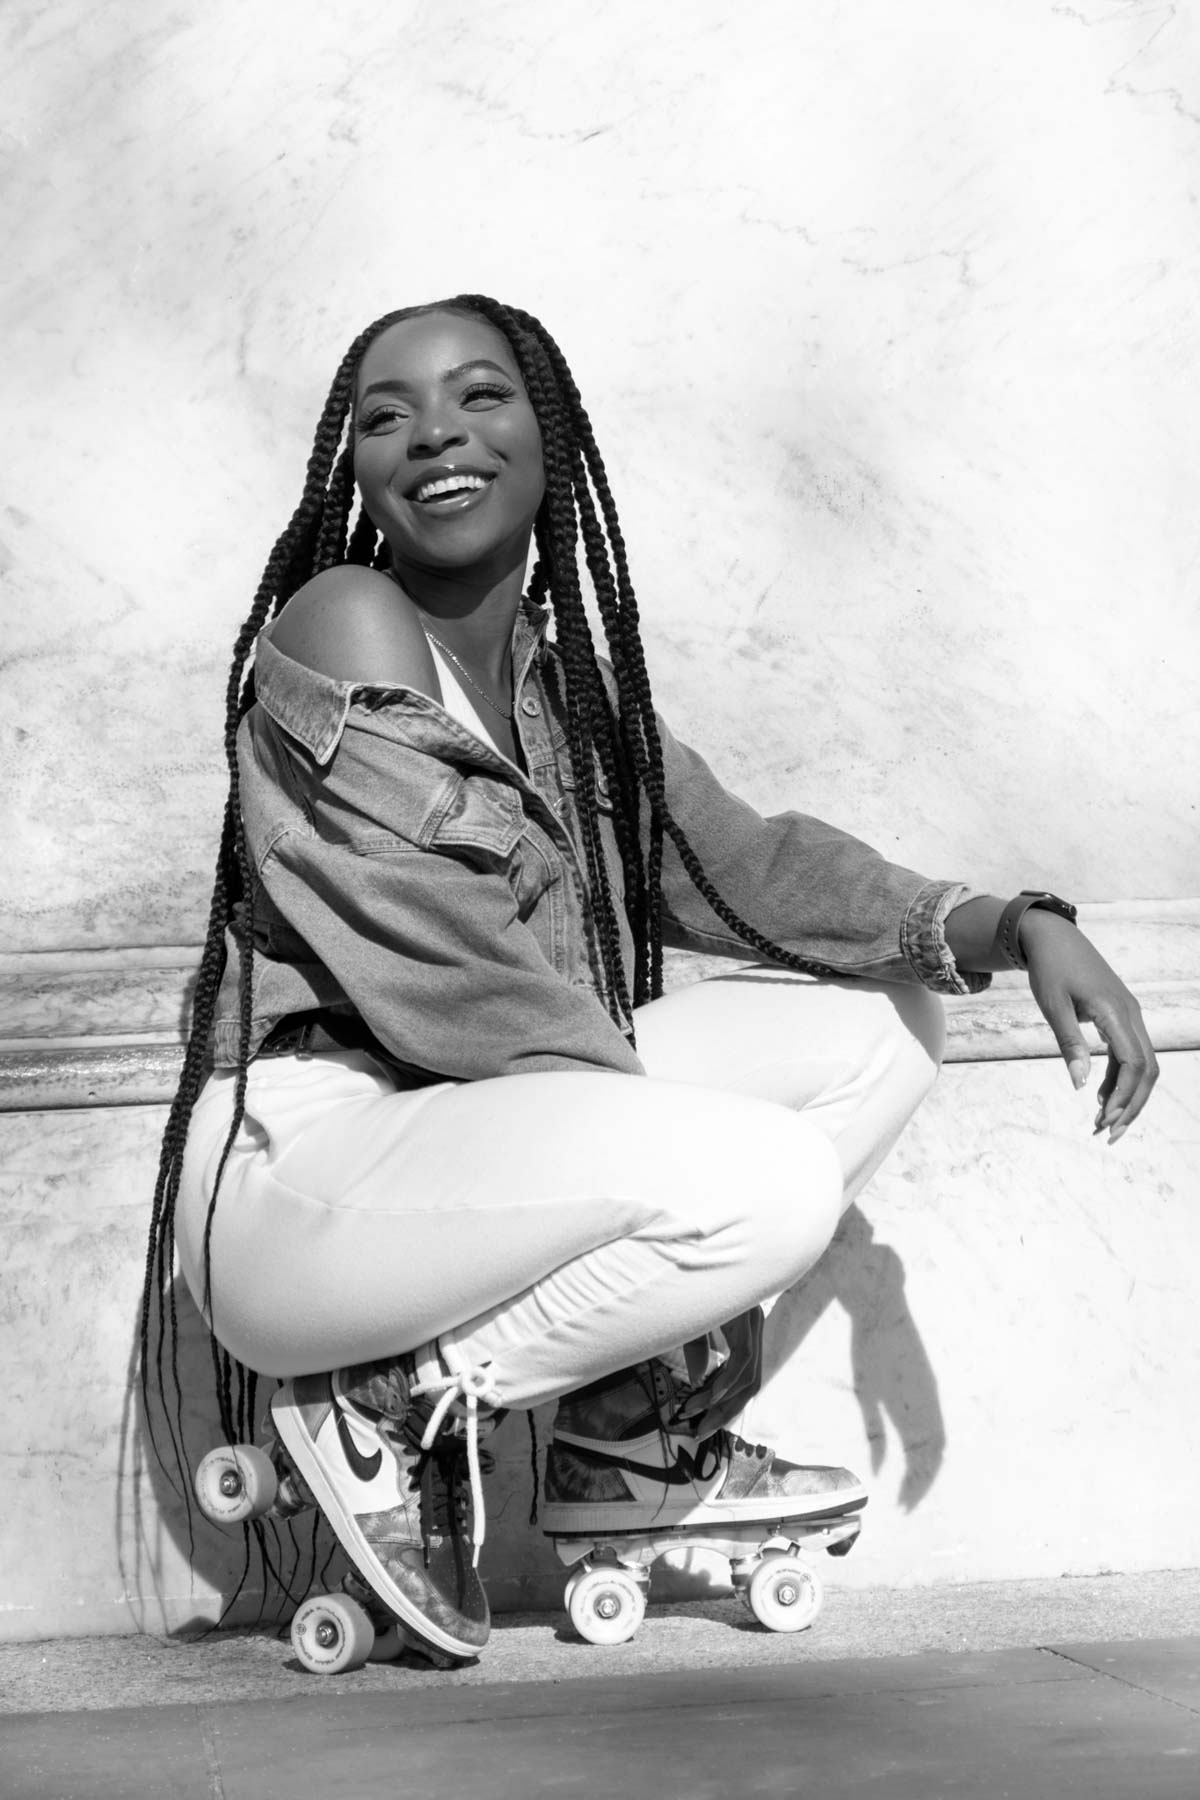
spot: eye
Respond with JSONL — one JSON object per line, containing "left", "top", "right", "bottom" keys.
{"left": 461, "top": 381, "right": 515, "bottom": 408}
{"left": 357, "top": 404, "right": 407, "bottom": 434}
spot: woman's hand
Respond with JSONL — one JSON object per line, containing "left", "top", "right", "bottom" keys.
{"left": 945, "top": 895, "right": 1159, "bottom": 1144}
{"left": 1017, "top": 909, "right": 1159, "bottom": 1144}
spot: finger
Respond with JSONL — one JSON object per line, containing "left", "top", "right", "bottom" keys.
{"left": 1093, "top": 1051, "right": 1119, "bottom": 1127}
{"left": 1095, "top": 1028, "right": 1155, "bottom": 1130}
{"left": 1091, "top": 1011, "right": 1159, "bottom": 1141}
{"left": 1096, "top": 1051, "right": 1119, "bottom": 1108}
{"left": 1105, "top": 1055, "right": 1158, "bottom": 1142}
{"left": 1036, "top": 988, "right": 1093, "bottom": 1092}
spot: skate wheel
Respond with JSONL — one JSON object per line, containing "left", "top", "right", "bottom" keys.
{"left": 194, "top": 1444, "right": 278, "bottom": 1525}
{"left": 746, "top": 1553, "right": 823, "bottom": 1633}
{"left": 290, "top": 1594, "right": 375, "bottom": 1674}
{"left": 566, "top": 1566, "right": 646, "bottom": 1646}
{"left": 562, "top": 1565, "right": 590, "bottom": 1612}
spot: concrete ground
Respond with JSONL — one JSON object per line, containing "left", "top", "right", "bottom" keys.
{"left": 3, "top": 1571, "right": 1199, "bottom": 1797}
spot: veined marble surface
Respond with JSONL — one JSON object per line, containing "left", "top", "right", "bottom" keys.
{"left": 2, "top": 0, "right": 1198, "bottom": 950}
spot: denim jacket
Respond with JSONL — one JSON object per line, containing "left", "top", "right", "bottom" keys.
{"left": 210, "top": 600, "right": 987, "bottom": 1079}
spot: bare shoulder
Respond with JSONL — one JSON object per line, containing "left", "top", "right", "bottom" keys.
{"left": 269, "top": 566, "right": 439, "bottom": 693}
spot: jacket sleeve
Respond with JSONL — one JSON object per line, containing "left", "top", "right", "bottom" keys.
{"left": 652, "top": 710, "right": 990, "bottom": 994}
{"left": 260, "top": 827, "right": 647, "bottom": 1080}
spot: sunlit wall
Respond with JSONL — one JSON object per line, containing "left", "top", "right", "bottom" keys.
{"left": 4, "top": 0, "right": 1197, "bottom": 950}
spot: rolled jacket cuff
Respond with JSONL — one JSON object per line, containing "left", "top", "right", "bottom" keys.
{"left": 901, "top": 881, "right": 993, "bottom": 995}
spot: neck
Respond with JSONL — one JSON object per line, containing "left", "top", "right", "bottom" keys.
{"left": 387, "top": 547, "right": 530, "bottom": 683}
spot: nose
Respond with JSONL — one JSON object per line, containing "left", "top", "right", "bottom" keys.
{"left": 408, "top": 401, "right": 469, "bottom": 460}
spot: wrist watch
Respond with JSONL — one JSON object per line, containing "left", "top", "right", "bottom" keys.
{"left": 994, "top": 890, "right": 1078, "bottom": 971}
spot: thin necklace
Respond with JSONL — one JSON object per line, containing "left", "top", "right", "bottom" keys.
{"left": 422, "top": 629, "right": 514, "bottom": 720}
{"left": 380, "top": 568, "right": 515, "bottom": 721}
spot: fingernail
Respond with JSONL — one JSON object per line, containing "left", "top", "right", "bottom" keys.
{"left": 1071, "top": 1064, "right": 1089, "bottom": 1091}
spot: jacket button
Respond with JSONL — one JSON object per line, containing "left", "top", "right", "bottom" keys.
{"left": 520, "top": 697, "right": 542, "bottom": 717}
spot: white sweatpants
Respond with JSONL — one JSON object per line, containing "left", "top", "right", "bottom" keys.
{"left": 177, "top": 969, "right": 944, "bottom": 1414}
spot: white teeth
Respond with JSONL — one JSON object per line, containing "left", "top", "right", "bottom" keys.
{"left": 414, "top": 473, "right": 490, "bottom": 503}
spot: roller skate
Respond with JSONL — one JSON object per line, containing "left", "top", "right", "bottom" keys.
{"left": 194, "top": 1355, "right": 500, "bottom": 1673}
{"left": 541, "top": 1362, "right": 865, "bottom": 1645}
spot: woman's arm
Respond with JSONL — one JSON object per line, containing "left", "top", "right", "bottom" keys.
{"left": 945, "top": 896, "right": 1159, "bottom": 1144}
{"left": 646, "top": 698, "right": 1159, "bottom": 1141}
{"left": 648, "top": 705, "right": 988, "bottom": 992}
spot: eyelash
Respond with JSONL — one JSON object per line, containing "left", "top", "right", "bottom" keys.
{"left": 358, "top": 382, "right": 516, "bottom": 433}
{"left": 462, "top": 381, "right": 514, "bottom": 404}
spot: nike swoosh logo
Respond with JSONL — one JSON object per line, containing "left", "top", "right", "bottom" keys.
{"left": 335, "top": 1405, "right": 383, "bottom": 1482}
{"left": 563, "top": 1442, "right": 723, "bottom": 1486}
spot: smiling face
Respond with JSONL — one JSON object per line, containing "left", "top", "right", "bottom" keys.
{"left": 352, "top": 310, "right": 545, "bottom": 580}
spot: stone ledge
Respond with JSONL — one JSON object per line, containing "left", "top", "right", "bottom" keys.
{"left": 1, "top": 901, "right": 1196, "bottom": 1110}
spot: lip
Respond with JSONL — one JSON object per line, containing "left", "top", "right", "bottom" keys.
{"left": 403, "top": 463, "right": 498, "bottom": 504}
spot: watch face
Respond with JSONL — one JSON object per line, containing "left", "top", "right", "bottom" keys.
{"left": 1022, "top": 891, "right": 1077, "bottom": 923}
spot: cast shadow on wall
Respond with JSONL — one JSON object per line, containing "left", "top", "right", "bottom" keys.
{"left": 116, "top": 1276, "right": 342, "bottom": 1638}
{"left": 761, "top": 1203, "right": 946, "bottom": 1512}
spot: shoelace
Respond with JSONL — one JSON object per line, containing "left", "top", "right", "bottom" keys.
{"left": 411, "top": 1365, "right": 497, "bottom": 1567}
{"left": 418, "top": 1448, "right": 470, "bottom": 1554}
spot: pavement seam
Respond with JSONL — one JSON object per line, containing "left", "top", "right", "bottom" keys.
{"left": 195, "top": 1704, "right": 228, "bottom": 1800}
{"left": 1038, "top": 1646, "right": 1200, "bottom": 1718}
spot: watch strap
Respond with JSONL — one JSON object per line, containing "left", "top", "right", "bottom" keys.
{"left": 995, "top": 891, "right": 1078, "bottom": 971}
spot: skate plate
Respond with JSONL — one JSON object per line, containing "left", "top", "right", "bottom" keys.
{"left": 547, "top": 1508, "right": 862, "bottom": 1644}
{"left": 193, "top": 1436, "right": 462, "bottom": 1674}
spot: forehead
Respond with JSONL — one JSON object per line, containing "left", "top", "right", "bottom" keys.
{"left": 355, "top": 312, "right": 521, "bottom": 393}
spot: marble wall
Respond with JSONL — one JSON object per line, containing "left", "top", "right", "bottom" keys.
{"left": 3, "top": 0, "right": 1198, "bottom": 951}
{"left": 3, "top": 0, "right": 1199, "bottom": 1644}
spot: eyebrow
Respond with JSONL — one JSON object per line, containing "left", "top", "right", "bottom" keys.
{"left": 357, "top": 359, "right": 515, "bottom": 403}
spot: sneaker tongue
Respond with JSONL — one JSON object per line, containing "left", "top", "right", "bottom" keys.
{"left": 339, "top": 1361, "right": 411, "bottom": 1420}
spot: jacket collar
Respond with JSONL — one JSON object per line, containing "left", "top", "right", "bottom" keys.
{"left": 253, "top": 598, "right": 552, "bottom": 766}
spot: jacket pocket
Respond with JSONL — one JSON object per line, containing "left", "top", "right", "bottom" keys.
{"left": 424, "top": 772, "right": 528, "bottom": 865}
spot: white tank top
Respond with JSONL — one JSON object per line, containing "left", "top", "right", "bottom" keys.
{"left": 425, "top": 638, "right": 499, "bottom": 751}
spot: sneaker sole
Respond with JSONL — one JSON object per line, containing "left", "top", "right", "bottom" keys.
{"left": 271, "top": 1382, "right": 482, "bottom": 1660}
{"left": 539, "top": 1486, "right": 868, "bottom": 1536}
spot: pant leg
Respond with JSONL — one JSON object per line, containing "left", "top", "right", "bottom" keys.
{"left": 634, "top": 967, "right": 945, "bottom": 1209}
{"left": 177, "top": 1046, "right": 844, "bottom": 1411}
{"left": 631, "top": 965, "right": 944, "bottom": 1440}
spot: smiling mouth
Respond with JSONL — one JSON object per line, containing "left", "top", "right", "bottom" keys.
{"left": 412, "top": 473, "right": 495, "bottom": 505}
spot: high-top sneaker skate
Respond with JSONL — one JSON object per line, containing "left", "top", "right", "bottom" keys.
{"left": 540, "top": 1361, "right": 867, "bottom": 1535}
{"left": 270, "top": 1355, "right": 499, "bottom": 1660}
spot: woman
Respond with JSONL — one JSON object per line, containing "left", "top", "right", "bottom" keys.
{"left": 143, "top": 296, "right": 1157, "bottom": 1664}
